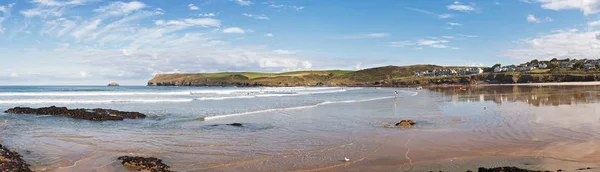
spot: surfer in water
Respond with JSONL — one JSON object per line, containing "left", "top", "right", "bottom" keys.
{"left": 394, "top": 91, "right": 398, "bottom": 98}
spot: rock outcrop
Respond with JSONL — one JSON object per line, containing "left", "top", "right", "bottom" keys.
{"left": 0, "top": 144, "right": 33, "bottom": 172}
{"left": 395, "top": 120, "right": 416, "bottom": 126}
{"left": 5, "top": 106, "right": 146, "bottom": 121}
{"left": 118, "top": 156, "right": 171, "bottom": 172}
{"left": 108, "top": 82, "right": 120, "bottom": 86}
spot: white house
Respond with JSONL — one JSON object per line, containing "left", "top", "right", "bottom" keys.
{"left": 538, "top": 63, "right": 548, "bottom": 69}
{"left": 584, "top": 63, "right": 596, "bottom": 70}
{"left": 493, "top": 66, "right": 503, "bottom": 73}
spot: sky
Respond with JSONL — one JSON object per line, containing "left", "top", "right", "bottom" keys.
{"left": 1, "top": 0, "right": 600, "bottom": 85}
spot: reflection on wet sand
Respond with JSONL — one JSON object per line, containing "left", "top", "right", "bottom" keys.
{"left": 4, "top": 86, "right": 600, "bottom": 171}
{"left": 429, "top": 85, "right": 600, "bottom": 107}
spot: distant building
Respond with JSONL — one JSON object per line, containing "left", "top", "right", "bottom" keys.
{"left": 560, "top": 63, "right": 573, "bottom": 68}
{"left": 584, "top": 63, "right": 596, "bottom": 70}
{"left": 538, "top": 63, "right": 548, "bottom": 69}
{"left": 493, "top": 66, "right": 503, "bottom": 73}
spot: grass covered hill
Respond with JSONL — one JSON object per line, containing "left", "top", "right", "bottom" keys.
{"left": 147, "top": 65, "right": 462, "bottom": 86}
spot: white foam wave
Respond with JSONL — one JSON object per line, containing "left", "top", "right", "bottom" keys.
{"left": 0, "top": 99, "right": 194, "bottom": 104}
{"left": 0, "top": 87, "right": 353, "bottom": 97}
{"left": 203, "top": 96, "right": 395, "bottom": 120}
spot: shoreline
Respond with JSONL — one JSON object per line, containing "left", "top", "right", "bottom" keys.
{"left": 483, "top": 81, "right": 600, "bottom": 86}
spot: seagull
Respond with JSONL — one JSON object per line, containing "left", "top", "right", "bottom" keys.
{"left": 344, "top": 157, "right": 350, "bottom": 162}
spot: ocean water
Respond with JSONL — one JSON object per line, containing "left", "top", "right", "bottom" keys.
{"left": 1, "top": 85, "right": 600, "bottom": 171}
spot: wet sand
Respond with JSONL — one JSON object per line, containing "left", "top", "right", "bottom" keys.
{"left": 485, "top": 81, "right": 600, "bottom": 86}
{"left": 3, "top": 86, "right": 600, "bottom": 171}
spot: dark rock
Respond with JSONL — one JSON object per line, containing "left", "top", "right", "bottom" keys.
{"left": 395, "top": 120, "right": 416, "bottom": 126}
{"left": 118, "top": 156, "right": 171, "bottom": 172}
{"left": 477, "top": 166, "right": 550, "bottom": 172}
{"left": 227, "top": 123, "right": 243, "bottom": 127}
{"left": 107, "top": 82, "right": 120, "bottom": 86}
{"left": 5, "top": 106, "right": 146, "bottom": 121}
{"left": 0, "top": 144, "right": 33, "bottom": 172}
{"left": 577, "top": 167, "right": 593, "bottom": 170}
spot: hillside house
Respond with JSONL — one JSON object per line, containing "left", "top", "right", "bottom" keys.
{"left": 538, "top": 63, "right": 548, "bottom": 69}
{"left": 584, "top": 63, "right": 596, "bottom": 70}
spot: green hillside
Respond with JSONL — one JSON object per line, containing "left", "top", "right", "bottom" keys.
{"left": 147, "top": 65, "right": 455, "bottom": 86}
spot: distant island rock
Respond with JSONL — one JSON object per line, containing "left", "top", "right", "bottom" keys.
{"left": 108, "top": 82, "right": 120, "bottom": 86}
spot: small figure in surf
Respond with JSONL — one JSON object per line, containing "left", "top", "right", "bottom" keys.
{"left": 394, "top": 91, "right": 398, "bottom": 98}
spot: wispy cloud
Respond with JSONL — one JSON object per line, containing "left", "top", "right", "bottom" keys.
{"left": 526, "top": 0, "right": 600, "bottom": 15}
{"left": 272, "top": 49, "right": 296, "bottom": 55}
{"left": 342, "top": 33, "right": 390, "bottom": 39}
{"left": 527, "top": 14, "right": 552, "bottom": 23}
{"left": 504, "top": 29, "right": 600, "bottom": 61}
{"left": 406, "top": 7, "right": 454, "bottom": 19}
{"left": 223, "top": 27, "right": 245, "bottom": 34}
{"left": 199, "top": 13, "right": 215, "bottom": 17}
{"left": 243, "top": 13, "right": 269, "bottom": 20}
{"left": 264, "top": 2, "right": 305, "bottom": 11}
{"left": 188, "top": 4, "right": 199, "bottom": 11}
{"left": 456, "top": 34, "right": 479, "bottom": 38}
{"left": 388, "top": 39, "right": 452, "bottom": 49}
{"left": 447, "top": 22, "right": 462, "bottom": 26}
{"left": 447, "top": 1, "right": 476, "bottom": 12}
{"left": 233, "top": 0, "right": 253, "bottom": 6}
{"left": 265, "top": 33, "right": 273, "bottom": 37}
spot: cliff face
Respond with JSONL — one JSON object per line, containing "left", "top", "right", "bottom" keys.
{"left": 148, "top": 67, "right": 600, "bottom": 87}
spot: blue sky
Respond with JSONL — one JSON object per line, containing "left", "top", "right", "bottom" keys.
{"left": 1, "top": 0, "right": 600, "bottom": 85}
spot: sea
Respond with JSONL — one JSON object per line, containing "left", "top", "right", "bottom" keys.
{"left": 1, "top": 85, "right": 600, "bottom": 171}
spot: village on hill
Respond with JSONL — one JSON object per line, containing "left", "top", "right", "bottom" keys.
{"left": 414, "top": 58, "right": 600, "bottom": 77}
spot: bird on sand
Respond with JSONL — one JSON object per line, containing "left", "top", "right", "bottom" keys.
{"left": 344, "top": 157, "right": 350, "bottom": 162}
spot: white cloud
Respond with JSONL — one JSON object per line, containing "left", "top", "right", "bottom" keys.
{"left": 273, "top": 49, "right": 296, "bottom": 55}
{"left": 265, "top": 2, "right": 305, "bottom": 11}
{"left": 438, "top": 14, "right": 454, "bottom": 19}
{"left": 388, "top": 41, "right": 415, "bottom": 47}
{"left": 233, "top": 0, "right": 253, "bottom": 6}
{"left": 72, "top": 19, "right": 102, "bottom": 39}
{"left": 418, "top": 39, "right": 449, "bottom": 48}
{"left": 343, "top": 33, "right": 389, "bottom": 39}
{"left": 447, "top": 22, "right": 462, "bottom": 26}
{"left": 456, "top": 34, "right": 479, "bottom": 38}
{"left": 223, "top": 27, "right": 245, "bottom": 34}
{"left": 504, "top": 29, "right": 600, "bottom": 60}
{"left": 80, "top": 71, "right": 88, "bottom": 78}
{"left": 527, "top": 14, "right": 553, "bottom": 23}
{"left": 188, "top": 4, "right": 199, "bottom": 11}
{"left": 243, "top": 13, "right": 269, "bottom": 20}
{"left": 389, "top": 36, "right": 468, "bottom": 49}
{"left": 447, "top": 1, "right": 476, "bottom": 12}
{"left": 155, "top": 18, "right": 221, "bottom": 27}
{"left": 1, "top": 1, "right": 345, "bottom": 85}
{"left": 20, "top": 0, "right": 94, "bottom": 18}
{"left": 265, "top": 33, "right": 273, "bottom": 37}
{"left": 589, "top": 20, "right": 600, "bottom": 26}
{"left": 406, "top": 7, "right": 454, "bottom": 19}
{"left": 94, "top": 1, "right": 146, "bottom": 16}
{"left": 531, "top": 0, "right": 600, "bottom": 15}
{"left": 200, "top": 13, "right": 215, "bottom": 17}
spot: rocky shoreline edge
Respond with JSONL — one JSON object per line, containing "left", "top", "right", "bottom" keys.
{"left": 4, "top": 106, "right": 146, "bottom": 121}
{"left": 0, "top": 144, "right": 32, "bottom": 172}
